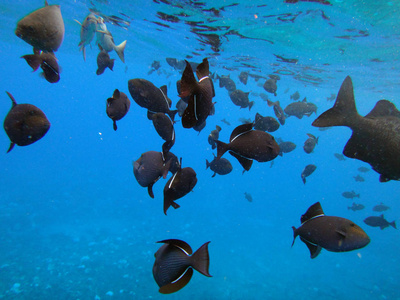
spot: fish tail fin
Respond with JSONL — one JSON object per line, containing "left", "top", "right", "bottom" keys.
{"left": 80, "top": 45, "right": 86, "bottom": 61}
{"left": 291, "top": 226, "right": 298, "bottom": 247}
{"left": 312, "top": 76, "right": 360, "bottom": 128}
{"left": 21, "top": 54, "right": 41, "bottom": 71}
{"left": 109, "top": 59, "right": 115, "bottom": 71}
{"left": 206, "top": 159, "right": 210, "bottom": 169}
{"left": 302, "top": 176, "right": 306, "bottom": 184}
{"left": 113, "top": 120, "right": 117, "bottom": 131}
{"left": 390, "top": 221, "right": 397, "bottom": 229}
{"left": 114, "top": 40, "right": 127, "bottom": 63}
{"left": 191, "top": 241, "right": 211, "bottom": 277}
{"left": 179, "top": 61, "right": 197, "bottom": 97}
{"left": 249, "top": 101, "right": 255, "bottom": 111}
{"left": 215, "top": 140, "right": 228, "bottom": 160}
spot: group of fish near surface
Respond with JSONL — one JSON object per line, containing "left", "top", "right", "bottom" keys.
{"left": 4, "top": 0, "right": 400, "bottom": 295}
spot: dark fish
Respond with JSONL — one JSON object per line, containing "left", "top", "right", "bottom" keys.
{"left": 239, "top": 117, "right": 252, "bottom": 124}
{"left": 3, "top": 91, "right": 50, "bottom": 153}
{"left": 312, "top": 76, "right": 400, "bottom": 182}
{"left": 334, "top": 153, "right": 346, "bottom": 161}
{"left": 133, "top": 151, "right": 175, "bottom": 198}
{"left": 292, "top": 202, "right": 370, "bottom": 258}
{"left": 253, "top": 113, "right": 280, "bottom": 132}
{"left": 96, "top": 49, "right": 115, "bottom": 75}
{"left": 244, "top": 192, "right": 253, "bottom": 202}
{"left": 215, "top": 123, "right": 280, "bottom": 172}
{"left": 290, "top": 91, "right": 300, "bottom": 101}
{"left": 15, "top": 1, "right": 65, "bottom": 52}
{"left": 179, "top": 58, "right": 215, "bottom": 129}
{"left": 348, "top": 202, "right": 365, "bottom": 211}
{"left": 342, "top": 191, "right": 360, "bottom": 199}
{"left": 22, "top": 49, "right": 60, "bottom": 83}
{"left": 175, "top": 98, "right": 188, "bottom": 117}
{"left": 206, "top": 155, "right": 232, "bottom": 177}
{"left": 303, "top": 133, "right": 318, "bottom": 154}
{"left": 163, "top": 158, "right": 197, "bottom": 215}
{"left": 74, "top": 13, "right": 98, "bottom": 61}
{"left": 284, "top": 98, "right": 317, "bottom": 119}
{"left": 148, "top": 60, "right": 161, "bottom": 74}
{"left": 208, "top": 125, "right": 221, "bottom": 150}
{"left": 263, "top": 78, "right": 277, "bottom": 96}
{"left": 221, "top": 118, "right": 231, "bottom": 126}
{"left": 153, "top": 239, "right": 211, "bottom": 294}
{"left": 357, "top": 166, "right": 370, "bottom": 173}
{"left": 152, "top": 112, "right": 175, "bottom": 158}
{"left": 229, "top": 90, "right": 254, "bottom": 110}
{"left": 301, "top": 164, "right": 316, "bottom": 184}
{"left": 277, "top": 139, "right": 296, "bottom": 156}
{"left": 128, "top": 79, "right": 177, "bottom": 121}
{"left": 266, "top": 99, "right": 286, "bottom": 125}
{"left": 353, "top": 174, "right": 365, "bottom": 182}
{"left": 166, "top": 57, "right": 186, "bottom": 71}
{"left": 364, "top": 215, "right": 396, "bottom": 230}
{"left": 106, "top": 89, "right": 130, "bottom": 131}
{"left": 193, "top": 120, "right": 207, "bottom": 133}
{"left": 217, "top": 74, "right": 236, "bottom": 92}
{"left": 372, "top": 203, "right": 390, "bottom": 212}
{"left": 239, "top": 71, "right": 248, "bottom": 85}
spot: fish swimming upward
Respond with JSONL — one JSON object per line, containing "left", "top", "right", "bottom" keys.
{"left": 312, "top": 76, "right": 400, "bottom": 182}
{"left": 75, "top": 13, "right": 98, "bottom": 61}
{"left": 96, "top": 17, "right": 127, "bottom": 63}
{"left": 292, "top": 202, "right": 370, "bottom": 258}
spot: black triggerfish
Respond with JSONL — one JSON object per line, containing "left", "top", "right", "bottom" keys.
{"left": 153, "top": 239, "right": 211, "bottom": 294}
{"left": 292, "top": 202, "right": 370, "bottom": 258}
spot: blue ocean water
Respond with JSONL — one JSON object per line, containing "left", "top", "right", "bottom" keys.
{"left": 0, "top": 0, "right": 399, "bottom": 299}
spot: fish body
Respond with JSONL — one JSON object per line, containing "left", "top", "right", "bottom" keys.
{"left": 348, "top": 202, "right": 365, "bottom": 211}
{"left": 284, "top": 98, "right": 317, "bottom": 119}
{"left": 278, "top": 140, "right": 296, "bottom": 156}
{"left": 15, "top": 2, "right": 64, "bottom": 52}
{"left": 253, "top": 113, "right": 279, "bottom": 132}
{"left": 358, "top": 167, "right": 370, "bottom": 173}
{"left": 96, "top": 17, "right": 126, "bottom": 63}
{"left": 153, "top": 239, "right": 211, "bottom": 294}
{"left": 75, "top": 13, "right": 98, "bottom": 61}
{"left": 313, "top": 76, "right": 400, "bottom": 182}
{"left": 152, "top": 113, "right": 175, "bottom": 158}
{"left": 22, "top": 49, "right": 60, "bottom": 83}
{"left": 364, "top": 215, "right": 396, "bottom": 230}
{"left": 292, "top": 202, "right": 370, "bottom": 258}
{"left": 303, "top": 133, "right": 318, "bottom": 154}
{"left": 334, "top": 153, "right": 346, "bottom": 161}
{"left": 215, "top": 123, "right": 280, "bottom": 172}
{"left": 266, "top": 99, "right": 285, "bottom": 125}
{"left": 217, "top": 74, "right": 236, "bottom": 92}
{"left": 301, "top": 164, "right": 316, "bottom": 184}
{"left": 290, "top": 91, "right": 300, "bottom": 101}
{"left": 106, "top": 89, "right": 130, "bottom": 130}
{"left": 342, "top": 191, "right": 360, "bottom": 199}
{"left": 263, "top": 78, "right": 277, "bottom": 96}
{"left": 3, "top": 92, "right": 50, "bottom": 153}
{"left": 372, "top": 203, "right": 390, "bottom": 212}
{"left": 96, "top": 50, "right": 115, "bottom": 75}
{"left": 353, "top": 174, "right": 365, "bottom": 182}
{"left": 208, "top": 125, "right": 221, "bottom": 149}
{"left": 180, "top": 58, "right": 215, "bottom": 129}
{"left": 239, "top": 71, "right": 248, "bottom": 85}
{"left": 229, "top": 90, "right": 254, "bottom": 110}
{"left": 128, "top": 79, "right": 177, "bottom": 121}
{"left": 244, "top": 192, "right": 253, "bottom": 202}
{"left": 206, "top": 156, "right": 232, "bottom": 177}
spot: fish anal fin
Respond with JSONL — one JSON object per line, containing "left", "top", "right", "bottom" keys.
{"left": 7, "top": 142, "right": 15, "bottom": 153}
{"left": 196, "top": 58, "right": 209, "bottom": 79}
{"left": 148, "top": 183, "right": 155, "bottom": 199}
{"left": 159, "top": 268, "right": 193, "bottom": 294}
{"left": 229, "top": 151, "right": 253, "bottom": 171}
{"left": 300, "top": 237, "right": 322, "bottom": 259}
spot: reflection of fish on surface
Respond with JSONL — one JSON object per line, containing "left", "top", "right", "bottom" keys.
{"left": 313, "top": 76, "right": 400, "bottom": 182}
{"left": 75, "top": 13, "right": 98, "bottom": 61}
{"left": 292, "top": 202, "right": 370, "bottom": 258}
{"left": 22, "top": 49, "right": 60, "bottom": 83}
{"left": 364, "top": 215, "right": 396, "bottom": 230}
{"left": 3, "top": 91, "right": 50, "bottom": 153}
{"left": 96, "top": 17, "right": 127, "bottom": 63}
{"left": 153, "top": 239, "right": 211, "bottom": 294}
{"left": 301, "top": 164, "right": 316, "bottom": 184}
{"left": 106, "top": 89, "right": 130, "bottom": 131}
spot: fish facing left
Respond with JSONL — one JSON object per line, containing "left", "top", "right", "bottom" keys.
{"left": 292, "top": 202, "right": 370, "bottom": 258}
{"left": 75, "top": 13, "right": 99, "bottom": 61}
{"left": 153, "top": 239, "right": 211, "bottom": 294}
{"left": 22, "top": 49, "right": 60, "bottom": 83}
{"left": 106, "top": 89, "right": 130, "bottom": 131}
{"left": 3, "top": 91, "right": 50, "bottom": 153}
{"left": 15, "top": 1, "right": 65, "bottom": 53}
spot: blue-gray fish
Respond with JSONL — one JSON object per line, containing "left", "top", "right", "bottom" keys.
{"left": 96, "top": 17, "right": 127, "bottom": 63}
{"left": 75, "top": 13, "right": 98, "bottom": 61}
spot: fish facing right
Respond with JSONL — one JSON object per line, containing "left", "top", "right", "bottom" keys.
{"left": 312, "top": 76, "right": 400, "bottom": 182}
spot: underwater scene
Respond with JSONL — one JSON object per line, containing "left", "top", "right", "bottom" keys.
{"left": 0, "top": 0, "right": 399, "bottom": 299}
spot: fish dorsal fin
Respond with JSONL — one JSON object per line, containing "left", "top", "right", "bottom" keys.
{"left": 302, "top": 97, "right": 307, "bottom": 103}
{"left": 196, "top": 58, "right": 209, "bottom": 80}
{"left": 179, "top": 61, "right": 197, "bottom": 98}
{"left": 113, "top": 89, "right": 120, "bottom": 99}
{"left": 157, "top": 239, "right": 193, "bottom": 255}
{"left": 160, "top": 85, "right": 168, "bottom": 96}
{"left": 306, "top": 133, "right": 316, "bottom": 139}
{"left": 301, "top": 202, "right": 325, "bottom": 224}
{"left": 230, "top": 123, "right": 253, "bottom": 142}
{"left": 255, "top": 112, "right": 263, "bottom": 122}
{"left": 6, "top": 91, "right": 17, "bottom": 108}
{"left": 365, "top": 100, "right": 400, "bottom": 119}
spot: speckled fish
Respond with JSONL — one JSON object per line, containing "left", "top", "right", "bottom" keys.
{"left": 22, "top": 49, "right": 60, "bottom": 83}
{"left": 153, "top": 239, "right": 211, "bottom": 294}
{"left": 301, "top": 164, "right": 316, "bottom": 184}
{"left": 206, "top": 155, "right": 232, "bottom": 177}
{"left": 372, "top": 203, "right": 390, "bottom": 212}
{"left": 364, "top": 215, "right": 396, "bottom": 230}
{"left": 229, "top": 89, "right": 254, "bottom": 110}
{"left": 96, "top": 49, "right": 114, "bottom": 75}
{"left": 180, "top": 58, "right": 215, "bottom": 129}
{"left": 15, "top": 0, "right": 64, "bottom": 53}
{"left": 128, "top": 79, "right": 178, "bottom": 121}
{"left": 75, "top": 13, "right": 98, "bottom": 61}
{"left": 96, "top": 17, "right": 126, "bottom": 63}
{"left": 215, "top": 123, "right": 280, "bottom": 172}
{"left": 303, "top": 133, "right": 318, "bottom": 154}
{"left": 284, "top": 98, "right": 317, "bottom": 119}
{"left": 253, "top": 113, "right": 280, "bottom": 132}
{"left": 217, "top": 74, "right": 236, "bottom": 92}
{"left": 3, "top": 91, "right": 50, "bottom": 153}
{"left": 239, "top": 71, "right": 248, "bottom": 85}
{"left": 348, "top": 202, "right": 365, "bottom": 211}
{"left": 106, "top": 89, "right": 130, "bottom": 131}
{"left": 277, "top": 139, "right": 296, "bottom": 156}
{"left": 163, "top": 158, "right": 197, "bottom": 215}
{"left": 267, "top": 99, "right": 286, "bottom": 125}
{"left": 263, "top": 78, "right": 277, "bottom": 96}
{"left": 292, "top": 202, "right": 370, "bottom": 258}
{"left": 312, "top": 76, "right": 400, "bottom": 182}
{"left": 342, "top": 191, "right": 360, "bottom": 199}
{"left": 208, "top": 125, "right": 221, "bottom": 150}
{"left": 152, "top": 112, "right": 175, "bottom": 158}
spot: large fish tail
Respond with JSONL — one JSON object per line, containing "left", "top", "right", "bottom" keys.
{"left": 21, "top": 54, "right": 41, "bottom": 71}
{"left": 312, "top": 76, "right": 361, "bottom": 128}
{"left": 291, "top": 226, "right": 298, "bottom": 247}
{"left": 114, "top": 40, "right": 127, "bottom": 63}
{"left": 215, "top": 140, "right": 229, "bottom": 160}
{"left": 191, "top": 241, "right": 212, "bottom": 277}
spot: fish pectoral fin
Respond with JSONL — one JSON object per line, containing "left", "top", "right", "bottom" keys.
{"left": 74, "top": 19, "right": 82, "bottom": 26}
{"left": 300, "top": 237, "right": 322, "bottom": 259}
{"left": 335, "top": 229, "right": 347, "bottom": 238}
{"left": 159, "top": 268, "right": 193, "bottom": 294}
{"left": 229, "top": 151, "right": 253, "bottom": 171}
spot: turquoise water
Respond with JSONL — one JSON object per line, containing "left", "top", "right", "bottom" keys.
{"left": 0, "top": 0, "right": 399, "bottom": 299}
